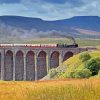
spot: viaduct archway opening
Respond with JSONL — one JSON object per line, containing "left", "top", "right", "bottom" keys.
{"left": 4, "top": 50, "right": 13, "bottom": 80}
{"left": 50, "top": 51, "right": 59, "bottom": 69}
{"left": 63, "top": 52, "right": 73, "bottom": 62}
{"left": 26, "top": 51, "right": 35, "bottom": 80}
{"left": 37, "top": 51, "right": 47, "bottom": 79}
{"left": 15, "top": 51, "right": 24, "bottom": 81}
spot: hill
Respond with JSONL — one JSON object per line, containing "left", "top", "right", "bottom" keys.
{"left": 46, "top": 51, "right": 100, "bottom": 79}
{"left": 0, "top": 16, "right": 100, "bottom": 42}
{"left": 62, "top": 51, "right": 100, "bottom": 77}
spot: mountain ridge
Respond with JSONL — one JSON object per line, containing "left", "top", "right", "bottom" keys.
{"left": 0, "top": 15, "right": 100, "bottom": 40}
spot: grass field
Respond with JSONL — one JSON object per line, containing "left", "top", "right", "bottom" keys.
{"left": 1, "top": 38, "right": 100, "bottom": 47}
{"left": 0, "top": 79, "right": 100, "bottom": 100}
{"left": 24, "top": 38, "right": 100, "bottom": 47}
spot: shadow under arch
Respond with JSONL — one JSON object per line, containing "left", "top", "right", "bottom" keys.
{"left": 26, "top": 51, "right": 35, "bottom": 81}
{"left": 15, "top": 50, "right": 24, "bottom": 81}
{"left": 50, "top": 51, "right": 59, "bottom": 69}
{"left": 4, "top": 50, "right": 13, "bottom": 80}
{"left": 37, "top": 51, "right": 47, "bottom": 79}
{"left": 63, "top": 51, "right": 73, "bottom": 62}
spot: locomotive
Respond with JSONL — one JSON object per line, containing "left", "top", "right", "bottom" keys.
{"left": 57, "top": 43, "right": 78, "bottom": 48}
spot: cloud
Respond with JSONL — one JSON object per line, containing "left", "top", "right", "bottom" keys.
{"left": 43, "top": 0, "right": 84, "bottom": 6}
{"left": 0, "top": 3, "right": 27, "bottom": 16}
{"left": 21, "top": 0, "right": 84, "bottom": 7}
{"left": 0, "top": 0, "right": 100, "bottom": 20}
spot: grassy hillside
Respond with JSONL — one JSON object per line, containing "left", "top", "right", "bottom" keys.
{"left": 62, "top": 51, "right": 100, "bottom": 77}
{"left": 0, "top": 79, "right": 99, "bottom": 100}
{"left": 47, "top": 51, "right": 100, "bottom": 79}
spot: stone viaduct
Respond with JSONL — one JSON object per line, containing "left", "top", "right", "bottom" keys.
{"left": 0, "top": 45, "right": 86, "bottom": 81}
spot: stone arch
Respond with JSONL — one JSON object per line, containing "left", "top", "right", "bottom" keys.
{"left": 63, "top": 51, "right": 73, "bottom": 62}
{"left": 26, "top": 51, "right": 35, "bottom": 81}
{"left": 4, "top": 50, "right": 13, "bottom": 80}
{"left": 0, "top": 53, "right": 1, "bottom": 79}
{"left": 37, "top": 51, "right": 47, "bottom": 79}
{"left": 50, "top": 51, "right": 59, "bottom": 69}
{"left": 15, "top": 50, "right": 24, "bottom": 81}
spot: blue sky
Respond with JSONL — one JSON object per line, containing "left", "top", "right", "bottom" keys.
{"left": 0, "top": 0, "right": 99, "bottom": 20}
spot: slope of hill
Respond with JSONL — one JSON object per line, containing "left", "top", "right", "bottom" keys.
{"left": 52, "top": 16, "right": 100, "bottom": 31}
{"left": 0, "top": 15, "right": 100, "bottom": 41}
{"left": 62, "top": 51, "right": 100, "bottom": 77}
{"left": 46, "top": 51, "right": 100, "bottom": 79}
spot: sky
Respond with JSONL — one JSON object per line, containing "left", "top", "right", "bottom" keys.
{"left": 0, "top": 0, "right": 100, "bottom": 20}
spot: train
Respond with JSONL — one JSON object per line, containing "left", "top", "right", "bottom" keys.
{"left": 57, "top": 43, "right": 78, "bottom": 48}
{"left": 0, "top": 43, "right": 78, "bottom": 48}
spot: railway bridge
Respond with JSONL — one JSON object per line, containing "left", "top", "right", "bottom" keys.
{"left": 0, "top": 44, "right": 86, "bottom": 81}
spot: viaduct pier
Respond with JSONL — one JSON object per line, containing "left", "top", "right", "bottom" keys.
{"left": 0, "top": 44, "right": 86, "bottom": 81}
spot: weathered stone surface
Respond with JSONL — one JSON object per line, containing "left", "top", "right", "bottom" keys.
{"left": 37, "top": 51, "right": 47, "bottom": 79}
{"left": 15, "top": 51, "right": 24, "bottom": 81}
{"left": 0, "top": 46, "right": 87, "bottom": 81}
{"left": 50, "top": 51, "right": 59, "bottom": 69}
{"left": 4, "top": 50, "right": 13, "bottom": 80}
{"left": 26, "top": 51, "right": 35, "bottom": 80}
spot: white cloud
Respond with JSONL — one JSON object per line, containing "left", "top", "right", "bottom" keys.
{"left": 0, "top": 0, "right": 100, "bottom": 20}
{"left": 0, "top": 3, "right": 27, "bottom": 16}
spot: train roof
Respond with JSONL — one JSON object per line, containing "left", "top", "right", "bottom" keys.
{"left": 0, "top": 44, "right": 57, "bottom": 47}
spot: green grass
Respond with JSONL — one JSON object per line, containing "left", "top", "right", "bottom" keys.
{"left": 76, "top": 38, "right": 100, "bottom": 46}
{"left": 47, "top": 51, "right": 100, "bottom": 79}
{"left": 1, "top": 38, "right": 100, "bottom": 47}
{"left": 61, "top": 51, "right": 100, "bottom": 77}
